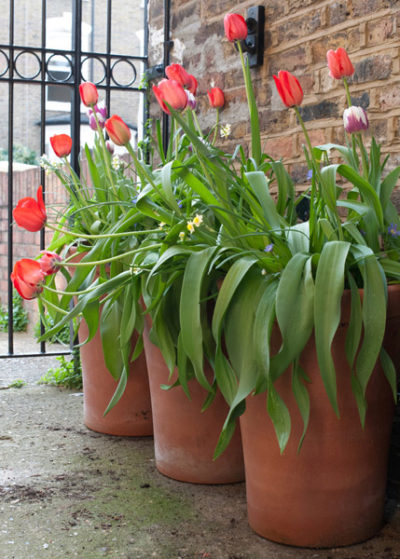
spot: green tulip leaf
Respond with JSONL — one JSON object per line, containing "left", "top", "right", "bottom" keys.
{"left": 314, "top": 240, "right": 350, "bottom": 416}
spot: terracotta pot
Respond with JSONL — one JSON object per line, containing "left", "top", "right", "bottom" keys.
{"left": 68, "top": 249, "right": 153, "bottom": 436}
{"left": 142, "top": 314, "right": 245, "bottom": 484}
{"left": 79, "top": 319, "right": 153, "bottom": 436}
{"left": 239, "top": 285, "right": 400, "bottom": 547}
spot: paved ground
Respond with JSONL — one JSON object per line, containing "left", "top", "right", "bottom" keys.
{"left": 0, "top": 333, "right": 399, "bottom": 558}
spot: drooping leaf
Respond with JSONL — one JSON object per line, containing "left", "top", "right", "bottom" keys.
{"left": 314, "top": 240, "right": 350, "bottom": 416}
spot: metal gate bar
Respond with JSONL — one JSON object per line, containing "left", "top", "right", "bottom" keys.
{"left": 0, "top": 0, "right": 149, "bottom": 358}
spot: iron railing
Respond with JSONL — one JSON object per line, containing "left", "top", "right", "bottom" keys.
{"left": 0, "top": 0, "right": 149, "bottom": 357}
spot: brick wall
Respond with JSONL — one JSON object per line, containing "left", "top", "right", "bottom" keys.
{"left": 148, "top": 0, "right": 400, "bottom": 191}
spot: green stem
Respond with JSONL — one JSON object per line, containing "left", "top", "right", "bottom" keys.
{"left": 343, "top": 78, "right": 352, "bottom": 108}
{"left": 62, "top": 243, "right": 162, "bottom": 267}
{"left": 39, "top": 297, "right": 69, "bottom": 315}
{"left": 356, "top": 132, "right": 369, "bottom": 180}
{"left": 294, "top": 106, "right": 343, "bottom": 241}
{"left": 211, "top": 109, "right": 220, "bottom": 145}
{"left": 44, "top": 284, "right": 98, "bottom": 297}
{"left": 46, "top": 222, "right": 161, "bottom": 240}
{"left": 192, "top": 110, "right": 204, "bottom": 138}
{"left": 237, "top": 41, "right": 261, "bottom": 165}
{"left": 93, "top": 111, "right": 122, "bottom": 207}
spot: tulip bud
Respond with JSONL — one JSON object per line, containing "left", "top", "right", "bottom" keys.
{"left": 152, "top": 79, "right": 188, "bottom": 115}
{"left": 79, "top": 82, "right": 99, "bottom": 106}
{"left": 105, "top": 115, "right": 131, "bottom": 146}
{"left": 106, "top": 140, "right": 114, "bottom": 154}
{"left": 343, "top": 106, "right": 369, "bottom": 134}
{"left": 39, "top": 251, "right": 62, "bottom": 276}
{"left": 11, "top": 259, "right": 46, "bottom": 300}
{"left": 326, "top": 48, "right": 354, "bottom": 80}
{"left": 186, "top": 90, "right": 196, "bottom": 110}
{"left": 207, "top": 87, "right": 225, "bottom": 109}
{"left": 50, "top": 134, "right": 72, "bottom": 158}
{"left": 273, "top": 70, "right": 303, "bottom": 108}
{"left": 224, "top": 13, "right": 248, "bottom": 42}
{"left": 165, "top": 64, "right": 197, "bottom": 95}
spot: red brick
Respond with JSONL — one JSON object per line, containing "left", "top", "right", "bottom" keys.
{"left": 378, "top": 84, "right": 400, "bottom": 111}
{"left": 367, "top": 17, "right": 395, "bottom": 46}
{"left": 264, "top": 135, "right": 296, "bottom": 160}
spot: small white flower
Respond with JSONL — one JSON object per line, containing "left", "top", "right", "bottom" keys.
{"left": 112, "top": 155, "right": 122, "bottom": 170}
{"left": 261, "top": 269, "right": 267, "bottom": 276}
{"left": 179, "top": 231, "right": 185, "bottom": 241}
{"left": 159, "top": 222, "right": 166, "bottom": 229}
{"left": 220, "top": 123, "right": 232, "bottom": 138}
{"left": 192, "top": 214, "right": 203, "bottom": 227}
{"left": 187, "top": 221, "right": 195, "bottom": 234}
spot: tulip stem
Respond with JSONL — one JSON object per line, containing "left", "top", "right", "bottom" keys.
{"left": 39, "top": 297, "right": 69, "bottom": 315}
{"left": 212, "top": 109, "right": 220, "bottom": 145}
{"left": 343, "top": 78, "right": 352, "bottom": 108}
{"left": 192, "top": 110, "right": 204, "bottom": 139}
{"left": 93, "top": 110, "right": 122, "bottom": 208}
{"left": 46, "top": 222, "right": 162, "bottom": 240}
{"left": 356, "top": 132, "right": 369, "bottom": 180}
{"left": 61, "top": 243, "right": 162, "bottom": 268}
{"left": 294, "top": 106, "right": 344, "bottom": 241}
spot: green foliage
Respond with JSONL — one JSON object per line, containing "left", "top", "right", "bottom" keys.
{"left": 0, "top": 144, "right": 39, "bottom": 165}
{"left": 0, "top": 290, "right": 29, "bottom": 332}
{"left": 7, "top": 379, "right": 26, "bottom": 389}
{"left": 34, "top": 315, "right": 71, "bottom": 345}
{"left": 38, "top": 353, "right": 82, "bottom": 390}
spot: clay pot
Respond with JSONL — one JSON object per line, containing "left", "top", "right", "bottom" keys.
{"left": 142, "top": 314, "right": 245, "bottom": 484}
{"left": 69, "top": 249, "right": 153, "bottom": 436}
{"left": 79, "top": 319, "right": 153, "bottom": 436}
{"left": 239, "top": 285, "right": 400, "bottom": 547}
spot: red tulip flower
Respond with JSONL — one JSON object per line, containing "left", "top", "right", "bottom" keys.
{"left": 273, "top": 70, "right": 304, "bottom": 108}
{"left": 207, "top": 87, "right": 225, "bottom": 109}
{"left": 50, "top": 134, "right": 72, "bottom": 158}
{"left": 152, "top": 79, "right": 188, "bottom": 115}
{"left": 39, "top": 251, "right": 62, "bottom": 276}
{"left": 105, "top": 115, "right": 131, "bottom": 146}
{"left": 13, "top": 185, "right": 47, "bottom": 232}
{"left": 326, "top": 48, "right": 355, "bottom": 80}
{"left": 224, "top": 13, "right": 248, "bottom": 42}
{"left": 11, "top": 259, "right": 46, "bottom": 300}
{"left": 165, "top": 64, "right": 198, "bottom": 95}
{"left": 79, "top": 82, "right": 99, "bottom": 106}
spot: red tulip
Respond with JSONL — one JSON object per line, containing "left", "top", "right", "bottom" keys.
{"left": 273, "top": 70, "right": 304, "bottom": 108}
{"left": 186, "top": 74, "right": 198, "bottom": 95}
{"left": 79, "top": 82, "right": 99, "bottom": 106}
{"left": 152, "top": 79, "right": 188, "bottom": 115}
{"left": 39, "top": 251, "right": 62, "bottom": 276}
{"left": 11, "top": 259, "right": 46, "bottom": 300}
{"left": 224, "top": 13, "right": 248, "bottom": 42}
{"left": 207, "top": 87, "right": 225, "bottom": 108}
{"left": 105, "top": 115, "right": 131, "bottom": 146}
{"left": 165, "top": 64, "right": 198, "bottom": 95}
{"left": 326, "top": 48, "right": 354, "bottom": 80}
{"left": 50, "top": 134, "right": 72, "bottom": 158}
{"left": 13, "top": 185, "right": 47, "bottom": 232}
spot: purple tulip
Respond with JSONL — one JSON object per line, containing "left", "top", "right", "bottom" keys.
{"left": 343, "top": 106, "right": 369, "bottom": 134}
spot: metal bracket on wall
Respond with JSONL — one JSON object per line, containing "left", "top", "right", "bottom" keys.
{"left": 145, "top": 64, "right": 165, "bottom": 81}
{"left": 241, "top": 6, "right": 265, "bottom": 68}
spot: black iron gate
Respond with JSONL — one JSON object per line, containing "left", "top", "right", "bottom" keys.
{"left": 0, "top": 0, "right": 150, "bottom": 357}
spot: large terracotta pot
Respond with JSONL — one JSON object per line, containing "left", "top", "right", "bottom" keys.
{"left": 79, "top": 319, "right": 153, "bottom": 436}
{"left": 239, "top": 285, "right": 400, "bottom": 547}
{"left": 142, "top": 315, "right": 245, "bottom": 484}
